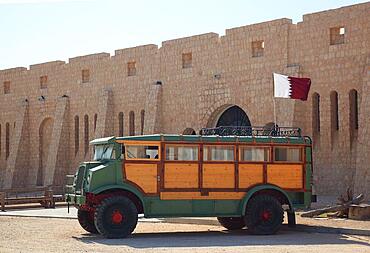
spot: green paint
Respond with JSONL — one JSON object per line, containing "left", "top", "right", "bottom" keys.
{"left": 255, "top": 137, "right": 272, "bottom": 143}
{"left": 65, "top": 194, "right": 86, "bottom": 205}
{"left": 305, "top": 147, "right": 312, "bottom": 163}
{"left": 289, "top": 138, "right": 305, "bottom": 144}
{"left": 143, "top": 198, "right": 242, "bottom": 217}
{"left": 272, "top": 138, "right": 289, "bottom": 143}
{"left": 239, "top": 136, "right": 253, "bottom": 142}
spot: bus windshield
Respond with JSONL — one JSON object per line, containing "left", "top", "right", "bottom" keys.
{"left": 93, "top": 144, "right": 114, "bottom": 160}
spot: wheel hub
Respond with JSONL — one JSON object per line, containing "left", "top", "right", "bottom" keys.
{"left": 112, "top": 210, "right": 124, "bottom": 224}
{"left": 261, "top": 210, "right": 271, "bottom": 221}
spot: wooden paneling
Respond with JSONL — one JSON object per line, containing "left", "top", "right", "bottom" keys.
{"left": 267, "top": 164, "right": 303, "bottom": 189}
{"left": 164, "top": 163, "right": 198, "bottom": 188}
{"left": 239, "top": 164, "right": 264, "bottom": 188}
{"left": 160, "top": 191, "right": 245, "bottom": 200}
{"left": 202, "top": 163, "right": 234, "bottom": 188}
{"left": 125, "top": 163, "right": 157, "bottom": 193}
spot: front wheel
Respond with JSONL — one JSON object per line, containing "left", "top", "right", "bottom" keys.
{"left": 94, "top": 196, "right": 138, "bottom": 238}
{"left": 244, "top": 194, "right": 283, "bottom": 235}
{"left": 78, "top": 209, "right": 99, "bottom": 234}
{"left": 217, "top": 217, "right": 245, "bottom": 230}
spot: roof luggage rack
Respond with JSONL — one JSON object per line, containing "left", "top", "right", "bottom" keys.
{"left": 199, "top": 126, "right": 301, "bottom": 137}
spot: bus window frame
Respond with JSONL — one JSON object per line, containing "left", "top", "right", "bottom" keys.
{"left": 123, "top": 141, "right": 161, "bottom": 161}
{"left": 238, "top": 146, "right": 271, "bottom": 164}
{"left": 273, "top": 146, "right": 304, "bottom": 163}
{"left": 164, "top": 143, "right": 200, "bottom": 162}
{"left": 202, "top": 144, "right": 236, "bottom": 163}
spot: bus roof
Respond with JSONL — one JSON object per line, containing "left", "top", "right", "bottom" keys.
{"left": 116, "top": 134, "right": 311, "bottom": 145}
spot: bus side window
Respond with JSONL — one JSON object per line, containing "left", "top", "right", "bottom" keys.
{"left": 165, "top": 145, "right": 199, "bottom": 161}
{"left": 239, "top": 146, "right": 269, "bottom": 162}
{"left": 125, "top": 145, "right": 159, "bottom": 160}
{"left": 274, "top": 147, "right": 302, "bottom": 162}
{"left": 203, "top": 145, "right": 234, "bottom": 161}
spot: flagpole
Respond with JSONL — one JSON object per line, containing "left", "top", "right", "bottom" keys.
{"left": 273, "top": 97, "right": 277, "bottom": 131}
{"left": 272, "top": 73, "right": 277, "bottom": 133}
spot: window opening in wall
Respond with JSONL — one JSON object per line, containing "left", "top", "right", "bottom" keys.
{"left": 119, "top": 112, "right": 124, "bottom": 136}
{"left": 5, "top": 122, "right": 10, "bottom": 159}
{"left": 74, "top": 115, "right": 79, "bottom": 155}
{"left": 127, "top": 61, "right": 136, "bottom": 76}
{"left": 40, "top": 75, "right": 48, "bottom": 89}
{"left": 94, "top": 113, "right": 97, "bottom": 131}
{"left": 82, "top": 69, "right": 90, "bottom": 83}
{"left": 129, "top": 111, "right": 135, "bottom": 136}
{"left": 330, "top": 91, "right": 339, "bottom": 131}
{"left": 3, "top": 81, "right": 10, "bottom": 94}
{"left": 140, "top": 110, "right": 145, "bottom": 135}
{"left": 252, "top": 40, "right": 264, "bottom": 57}
{"left": 312, "top": 93, "right": 320, "bottom": 133}
{"left": 349, "top": 89, "right": 359, "bottom": 147}
{"left": 349, "top": 89, "right": 359, "bottom": 130}
{"left": 330, "top": 26, "right": 345, "bottom": 45}
{"left": 84, "top": 115, "right": 89, "bottom": 156}
{"left": 0, "top": 124, "right": 1, "bottom": 157}
{"left": 182, "top": 52, "right": 192, "bottom": 68}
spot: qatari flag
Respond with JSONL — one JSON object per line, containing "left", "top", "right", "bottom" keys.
{"left": 273, "top": 73, "right": 311, "bottom": 101}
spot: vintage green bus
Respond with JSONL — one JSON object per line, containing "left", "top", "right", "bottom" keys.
{"left": 65, "top": 126, "right": 314, "bottom": 238}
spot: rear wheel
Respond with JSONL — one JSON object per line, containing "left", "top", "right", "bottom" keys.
{"left": 244, "top": 194, "right": 284, "bottom": 235}
{"left": 217, "top": 217, "right": 245, "bottom": 230}
{"left": 77, "top": 209, "right": 98, "bottom": 234}
{"left": 94, "top": 196, "right": 138, "bottom": 238}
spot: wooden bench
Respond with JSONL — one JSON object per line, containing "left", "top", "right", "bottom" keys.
{"left": 0, "top": 186, "right": 56, "bottom": 211}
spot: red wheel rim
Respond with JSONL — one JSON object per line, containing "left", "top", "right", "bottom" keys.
{"left": 112, "top": 210, "right": 124, "bottom": 224}
{"left": 261, "top": 210, "right": 271, "bottom": 221}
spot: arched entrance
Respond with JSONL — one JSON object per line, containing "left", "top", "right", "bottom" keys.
{"left": 37, "top": 117, "right": 53, "bottom": 186}
{"left": 215, "top": 105, "right": 251, "bottom": 127}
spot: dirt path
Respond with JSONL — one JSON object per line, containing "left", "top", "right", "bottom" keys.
{"left": 0, "top": 216, "right": 369, "bottom": 253}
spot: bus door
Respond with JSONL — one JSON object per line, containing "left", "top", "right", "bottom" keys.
{"left": 123, "top": 142, "right": 161, "bottom": 195}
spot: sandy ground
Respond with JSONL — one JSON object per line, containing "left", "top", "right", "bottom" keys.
{"left": 0, "top": 216, "right": 369, "bottom": 253}
{"left": 1, "top": 206, "right": 369, "bottom": 231}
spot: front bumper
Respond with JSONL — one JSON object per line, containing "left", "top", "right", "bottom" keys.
{"left": 65, "top": 193, "right": 86, "bottom": 205}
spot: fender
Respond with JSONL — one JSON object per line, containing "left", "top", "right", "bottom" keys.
{"left": 91, "top": 184, "right": 146, "bottom": 210}
{"left": 241, "top": 184, "right": 294, "bottom": 214}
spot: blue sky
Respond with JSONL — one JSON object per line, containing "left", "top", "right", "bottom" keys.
{"left": 0, "top": 0, "right": 367, "bottom": 69}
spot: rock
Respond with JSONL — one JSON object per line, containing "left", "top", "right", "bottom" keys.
{"left": 348, "top": 204, "right": 370, "bottom": 220}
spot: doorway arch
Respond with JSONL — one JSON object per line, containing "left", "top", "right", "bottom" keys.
{"left": 213, "top": 105, "right": 251, "bottom": 127}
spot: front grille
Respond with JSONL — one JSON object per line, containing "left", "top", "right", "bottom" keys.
{"left": 75, "top": 166, "right": 86, "bottom": 193}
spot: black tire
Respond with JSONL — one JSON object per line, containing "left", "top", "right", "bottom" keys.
{"left": 77, "top": 209, "right": 99, "bottom": 234}
{"left": 94, "top": 196, "right": 138, "bottom": 238}
{"left": 244, "top": 194, "right": 284, "bottom": 235}
{"left": 217, "top": 217, "right": 245, "bottom": 230}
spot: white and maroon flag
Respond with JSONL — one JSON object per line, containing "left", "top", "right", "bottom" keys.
{"left": 273, "top": 73, "right": 311, "bottom": 101}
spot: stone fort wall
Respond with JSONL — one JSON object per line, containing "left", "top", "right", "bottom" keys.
{"left": 0, "top": 2, "right": 369, "bottom": 197}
